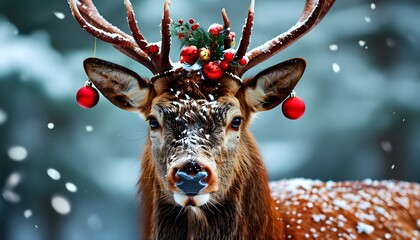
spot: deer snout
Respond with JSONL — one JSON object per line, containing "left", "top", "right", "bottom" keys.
{"left": 176, "top": 170, "right": 208, "bottom": 195}
{"left": 168, "top": 160, "right": 218, "bottom": 204}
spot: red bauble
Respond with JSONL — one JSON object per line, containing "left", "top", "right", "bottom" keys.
{"left": 202, "top": 61, "right": 223, "bottom": 80}
{"left": 180, "top": 45, "right": 198, "bottom": 65}
{"left": 223, "top": 50, "right": 235, "bottom": 62}
{"left": 220, "top": 60, "right": 229, "bottom": 70}
{"left": 76, "top": 84, "right": 99, "bottom": 108}
{"left": 282, "top": 95, "right": 305, "bottom": 120}
{"left": 208, "top": 23, "right": 224, "bottom": 37}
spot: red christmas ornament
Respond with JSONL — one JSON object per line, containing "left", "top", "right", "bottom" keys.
{"left": 281, "top": 91, "right": 305, "bottom": 120}
{"left": 220, "top": 60, "right": 229, "bottom": 70}
{"left": 223, "top": 50, "right": 235, "bottom": 62}
{"left": 202, "top": 61, "right": 223, "bottom": 80}
{"left": 208, "top": 23, "right": 224, "bottom": 37}
{"left": 180, "top": 45, "right": 199, "bottom": 65}
{"left": 76, "top": 81, "right": 99, "bottom": 108}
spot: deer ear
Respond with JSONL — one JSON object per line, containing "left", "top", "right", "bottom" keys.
{"left": 83, "top": 57, "right": 151, "bottom": 111}
{"left": 243, "top": 58, "right": 306, "bottom": 112}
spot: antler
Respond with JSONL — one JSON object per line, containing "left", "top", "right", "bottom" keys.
{"left": 233, "top": 0, "right": 335, "bottom": 77}
{"left": 68, "top": 0, "right": 172, "bottom": 74}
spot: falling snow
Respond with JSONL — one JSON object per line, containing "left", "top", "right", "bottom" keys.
{"left": 332, "top": 63, "right": 341, "bottom": 73}
{"left": 65, "top": 182, "right": 78, "bottom": 193}
{"left": 51, "top": 195, "right": 71, "bottom": 215}
{"left": 47, "top": 168, "right": 61, "bottom": 180}
{"left": 329, "top": 44, "right": 338, "bottom": 51}
{"left": 24, "top": 209, "right": 33, "bottom": 219}
{"left": 364, "top": 16, "right": 371, "bottom": 23}
{"left": 8, "top": 146, "right": 28, "bottom": 161}
{"left": 85, "top": 125, "right": 94, "bottom": 132}
{"left": 53, "top": 12, "right": 65, "bottom": 20}
{"left": 380, "top": 140, "right": 393, "bottom": 152}
{"left": 359, "top": 40, "right": 366, "bottom": 47}
{"left": 386, "top": 38, "right": 395, "bottom": 48}
{"left": 391, "top": 164, "right": 395, "bottom": 170}
{"left": 370, "top": 3, "right": 376, "bottom": 10}
{"left": 0, "top": 108, "right": 7, "bottom": 124}
{"left": 47, "top": 122, "right": 55, "bottom": 129}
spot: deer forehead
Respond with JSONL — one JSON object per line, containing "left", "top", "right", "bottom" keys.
{"left": 151, "top": 97, "right": 241, "bottom": 128}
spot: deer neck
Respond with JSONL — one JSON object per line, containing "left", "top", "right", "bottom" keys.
{"left": 139, "top": 131, "right": 283, "bottom": 240}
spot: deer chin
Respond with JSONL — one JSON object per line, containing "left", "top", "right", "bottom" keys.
{"left": 173, "top": 193, "right": 210, "bottom": 207}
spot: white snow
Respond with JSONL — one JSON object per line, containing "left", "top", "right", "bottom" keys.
{"left": 333, "top": 199, "right": 348, "bottom": 210}
{"left": 47, "top": 168, "right": 61, "bottom": 180}
{"left": 357, "top": 222, "right": 374, "bottom": 234}
{"left": 364, "top": 16, "right": 371, "bottom": 23}
{"left": 332, "top": 63, "right": 340, "bottom": 73}
{"left": 0, "top": 108, "right": 7, "bottom": 124}
{"left": 51, "top": 195, "right": 71, "bottom": 215}
{"left": 312, "top": 214, "right": 326, "bottom": 222}
{"left": 8, "top": 146, "right": 28, "bottom": 161}
{"left": 358, "top": 40, "right": 366, "bottom": 47}
{"left": 380, "top": 140, "right": 393, "bottom": 152}
{"left": 24, "top": 209, "right": 33, "bottom": 219}
{"left": 370, "top": 3, "right": 376, "bottom": 10}
{"left": 329, "top": 44, "right": 339, "bottom": 51}
{"left": 65, "top": 182, "right": 78, "bottom": 193}
{"left": 53, "top": 12, "right": 66, "bottom": 20}
{"left": 47, "top": 122, "right": 55, "bottom": 129}
{"left": 85, "top": 125, "right": 94, "bottom": 132}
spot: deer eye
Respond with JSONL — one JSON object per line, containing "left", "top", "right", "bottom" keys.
{"left": 230, "top": 117, "right": 242, "bottom": 130}
{"left": 148, "top": 117, "right": 160, "bottom": 130}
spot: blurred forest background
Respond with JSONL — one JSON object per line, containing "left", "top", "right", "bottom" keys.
{"left": 1, "top": 0, "right": 419, "bottom": 239}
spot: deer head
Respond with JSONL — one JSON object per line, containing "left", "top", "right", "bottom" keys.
{"left": 69, "top": 0, "right": 334, "bottom": 207}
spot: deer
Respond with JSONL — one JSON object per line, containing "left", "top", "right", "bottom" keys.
{"left": 68, "top": 0, "right": 420, "bottom": 239}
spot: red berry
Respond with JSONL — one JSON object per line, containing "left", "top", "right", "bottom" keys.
{"left": 76, "top": 85, "right": 99, "bottom": 108}
{"left": 220, "top": 60, "right": 229, "bottom": 70}
{"left": 238, "top": 56, "right": 249, "bottom": 66}
{"left": 223, "top": 50, "right": 235, "bottom": 62}
{"left": 282, "top": 96, "right": 305, "bottom": 120}
{"left": 178, "top": 33, "right": 184, "bottom": 39}
{"left": 208, "top": 23, "right": 224, "bottom": 37}
{"left": 202, "top": 61, "right": 223, "bottom": 80}
{"left": 178, "top": 19, "right": 183, "bottom": 24}
{"left": 191, "top": 23, "right": 199, "bottom": 31}
{"left": 189, "top": 18, "right": 195, "bottom": 24}
{"left": 147, "top": 44, "right": 159, "bottom": 55}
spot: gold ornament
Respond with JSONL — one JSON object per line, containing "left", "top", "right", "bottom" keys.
{"left": 199, "top": 48, "right": 211, "bottom": 62}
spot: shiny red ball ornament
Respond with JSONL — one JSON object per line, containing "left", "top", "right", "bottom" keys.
{"left": 223, "top": 50, "right": 235, "bottom": 62}
{"left": 180, "top": 45, "right": 199, "bottom": 65}
{"left": 202, "top": 61, "right": 223, "bottom": 80}
{"left": 208, "top": 23, "right": 224, "bottom": 37}
{"left": 220, "top": 60, "right": 229, "bottom": 70}
{"left": 282, "top": 92, "right": 305, "bottom": 120}
{"left": 76, "top": 82, "right": 99, "bottom": 108}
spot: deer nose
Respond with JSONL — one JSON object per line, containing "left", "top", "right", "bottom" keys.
{"left": 175, "top": 170, "right": 208, "bottom": 195}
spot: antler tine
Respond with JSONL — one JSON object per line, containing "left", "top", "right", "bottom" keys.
{"left": 68, "top": 0, "right": 162, "bottom": 74}
{"left": 234, "top": 0, "right": 255, "bottom": 62}
{"left": 235, "top": 0, "right": 335, "bottom": 77}
{"left": 160, "top": 0, "right": 172, "bottom": 72}
{"left": 124, "top": 0, "right": 148, "bottom": 51}
{"left": 222, "top": 8, "right": 232, "bottom": 50}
